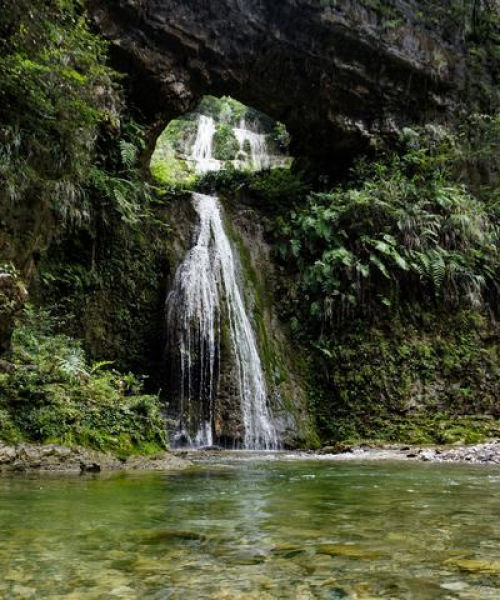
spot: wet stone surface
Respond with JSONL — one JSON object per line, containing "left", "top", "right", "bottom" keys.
{"left": 419, "top": 440, "right": 500, "bottom": 465}
{"left": 315, "top": 440, "right": 500, "bottom": 466}
{"left": 0, "top": 441, "right": 190, "bottom": 473}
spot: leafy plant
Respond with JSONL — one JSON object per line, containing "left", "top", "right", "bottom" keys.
{"left": 0, "top": 0, "right": 117, "bottom": 223}
{"left": 277, "top": 128, "right": 499, "bottom": 327}
{"left": 308, "top": 309, "right": 500, "bottom": 444}
{"left": 213, "top": 124, "right": 240, "bottom": 161}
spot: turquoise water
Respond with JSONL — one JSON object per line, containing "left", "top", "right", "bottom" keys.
{"left": 1, "top": 455, "right": 500, "bottom": 599}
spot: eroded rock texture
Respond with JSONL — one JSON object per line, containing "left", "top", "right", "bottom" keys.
{"left": 88, "top": 0, "right": 472, "bottom": 167}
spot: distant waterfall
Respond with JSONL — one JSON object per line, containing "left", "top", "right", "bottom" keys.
{"left": 234, "top": 120, "right": 270, "bottom": 170}
{"left": 189, "top": 115, "right": 277, "bottom": 172}
{"left": 190, "top": 115, "right": 221, "bottom": 174}
{"left": 166, "top": 193, "right": 279, "bottom": 450}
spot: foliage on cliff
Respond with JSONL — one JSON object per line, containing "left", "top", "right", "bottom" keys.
{"left": 0, "top": 0, "right": 152, "bottom": 268}
{"left": 33, "top": 197, "right": 173, "bottom": 377}
{"left": 0, "top": 264, "right": 27, "bottom": 353}
{"left": 0, "top": 0, "right": 115, "bottom": 231}
{"left": 0, "top": 0, "right": 171, "bottom": 452}
{"left": 308, "top": 309, "right": 500, "bottom": 444}
{"left": 270, "top": 121, "right": 500, "bottom": 443}
{"left": 0, "top": 0, "right": 166, "bottom": 371}
{"left": 277, "top": 126, "right": 499, "bottom": 329}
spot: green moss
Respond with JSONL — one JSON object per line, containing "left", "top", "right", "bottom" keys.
{"left": 221, "top": 202, "right": 319, "bottom": 447}
{"left": 32, "top": 196, "right": 174, "bottom": 378}
{"left": 223, "top": 212, "right": 277, "bottom": 379}
{"left": 305, "top": 309, "right": 500, "bottom": 445}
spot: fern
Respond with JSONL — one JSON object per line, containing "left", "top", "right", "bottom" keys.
{"left": 279, "top": 123, "right": 500, "bottom": 323}
{"left": 119, "top": 140, "right": 137, "bottom": 168}
{"left": 430, "top": 251, "right": 447, "bottom": 290}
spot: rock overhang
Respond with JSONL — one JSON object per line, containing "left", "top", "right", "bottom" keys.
{"left": 87, "top": 0, "right": 471, "bottom": 170}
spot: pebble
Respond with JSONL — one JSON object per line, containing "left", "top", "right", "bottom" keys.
{"left": 424, "top": 440, "right": 500, "bottom": 465}
{"left": 440, "top": 581, "right": 469, "bottom": 592}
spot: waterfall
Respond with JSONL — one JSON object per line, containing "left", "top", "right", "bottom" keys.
{"left": 166, "top": 193, "right": 279, "bottom": 450}
{"left": 190, "top": 115, "right": 221, "bottom": 174}
{"left": 234, "top": 120, "right": 270, "bottom": 170}
{"left": 189, "top": 115, "right": 275, "bottom": 172}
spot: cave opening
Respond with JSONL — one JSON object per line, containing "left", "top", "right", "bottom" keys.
{"left": 149, "top": 96, "right": 293, "bottom": 186}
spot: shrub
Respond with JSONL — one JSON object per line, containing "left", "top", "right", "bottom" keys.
{"left": 0, "top": 306, "right": 167, "bottom": 454}
{"left": 213, "top": 124, "right": 240, "bottom": 161}
{"left": 0, "top": 0, "right": 118, "bottom": 225}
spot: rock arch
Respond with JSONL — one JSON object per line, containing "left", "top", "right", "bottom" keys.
{"left": 88, "top": 0, "right": 469, "bottom": 168}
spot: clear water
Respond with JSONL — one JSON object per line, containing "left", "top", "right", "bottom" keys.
{"left": 166, "top": 194, "right": 279, "bottom": 449}
{"left": 1, "top": 456, "right": 500, "bottom": 599}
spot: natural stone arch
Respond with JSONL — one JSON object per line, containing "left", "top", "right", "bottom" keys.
{"left": 88, "top": 0, "right": 471, "bottom": 170}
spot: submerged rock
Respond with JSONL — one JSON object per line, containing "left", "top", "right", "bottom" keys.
{"left": 144, "top": 529, "right": 208, "bottom": 544}
{"left": 316, "top": 544, "right": 385, "bottom": 560}
{"left": 444, "top": 557, "right": 500, "bottom": 574}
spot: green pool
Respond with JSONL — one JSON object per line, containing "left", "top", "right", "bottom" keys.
{"left": 1, "top": 454, "right": 499, "bottom": 599}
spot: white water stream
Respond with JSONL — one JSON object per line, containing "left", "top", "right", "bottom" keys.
{"left": 190, "top": 114, "right": 279, "bottom": 173}
{"left": 166, "top": 193, "right": 279, "bottom": 450}
{"left": 190, "top": 115, "right": 222, "bottom": 174}
{"left": 234, "top": 119, "right": 270, "bottom": 170}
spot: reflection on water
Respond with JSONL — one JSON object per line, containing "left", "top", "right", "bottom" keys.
{"left": 1, "top": 456, "right": 500, "bottom": 599}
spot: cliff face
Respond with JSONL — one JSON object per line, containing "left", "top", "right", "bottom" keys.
{"left": 88, "top": 0, "right": 473, "bottom": 168}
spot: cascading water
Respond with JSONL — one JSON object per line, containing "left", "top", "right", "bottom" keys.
{"left": 190, "top": 115, "right": 221, "bottom": 174}
{"left": 186, "top": 114, "right": 288, "bottom": 172}
{"left": 166, "top": 193, "right": 279, "bottom": 450}
{"left": 234, "top": 119, "right": 270, "bottom": 170}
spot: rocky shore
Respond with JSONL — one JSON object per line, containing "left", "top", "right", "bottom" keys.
{"left": 3, "top": 440, "right": 500, "bottom": 473}
{"left": 318, "top": 440, "right": 500, "bottom": 465}
{"left": 418, "top": 440, "right": 500, "bottom": 465}
{"left": 0, "top": 442, "right": 191, "bottom": 474}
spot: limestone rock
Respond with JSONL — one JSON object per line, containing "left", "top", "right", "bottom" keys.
{"left": 0, "top": 441, "right": 191, "bottom": 473}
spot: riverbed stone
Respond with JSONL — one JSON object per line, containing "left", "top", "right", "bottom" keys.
{"left": 440, "top": 581, "right": 469, "bottom": 592}
{"left": 428, "top": 440, "right": 500, "bottom": 465}
{"left": 444, "top": 557, "right": 500, "bottom": 574}
{"left": 316, "top": 544, "right": 384, "bottom": 560}
{"left": 317, "top": 439, "right": 500, "bottom": 466}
